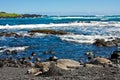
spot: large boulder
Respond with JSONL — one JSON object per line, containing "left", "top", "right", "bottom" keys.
{"left": 92, "top": 57, "right": 112, "bottom": 65}
{"left": 35, "top": 59, "right": 81, "bottom": 71}
{"left": 56, "top": 59, "right": 81, "bottom": 70}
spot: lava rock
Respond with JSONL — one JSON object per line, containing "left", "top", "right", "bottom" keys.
{"left": 111, "top": 51, "right": 120, "bottom": 59}
{"left": 111, "top": 51, "right": 120, "bottom": 64}
{"left": 94, "top": 38, "right": 120, "bottom": 47}
{"left": 28, "top": 29, "right": 67, "bottom": 35}
{"left": 0, "top": 61, "right": 4, "bottom": 67}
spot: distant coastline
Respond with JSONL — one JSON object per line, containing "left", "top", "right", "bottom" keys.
{"left": 0, "top": 12, "right": 47, "bottom": 18}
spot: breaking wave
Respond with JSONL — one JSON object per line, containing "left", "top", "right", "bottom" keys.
{"left": 0, "top": 21, "right": 120, "bottom": 30}
{"left": 58, "top": 34, "right": 116, "bottom": 44}
{"left": 0, "top": 46, "right": 29, "bottom": 53}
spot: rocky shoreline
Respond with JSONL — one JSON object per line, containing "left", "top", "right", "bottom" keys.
{"left": 0, "top": 30, "right": 120, "bottom": 80}
{"left": 0, "top": 50, "right": 120, "bottom": 80}
{"left": 0, "top": 12, "right": 47, "bottom": 18}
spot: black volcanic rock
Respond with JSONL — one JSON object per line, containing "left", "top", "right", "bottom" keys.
{"left": 94, "top": 38, "right": 120, "bottom": 47}
{"left": 22, "top": 14, "right": 42, "bottom": 18}
{"left": 111, "top": 51, "right": 120, "bottom": 59}
{"left": 28, "top": 29, "right": 67, "bottom": 35}
{"left": 21, "top": 14, "right": 47, "bottom": 18}
{"left": 0, "top": 32, "right": 22, "bottom": 38}
{"left": 111, "top": 51, "right": 120, "bottom": 64}
{"left": 93, "top": 39, "right": 106, "bottom": 47}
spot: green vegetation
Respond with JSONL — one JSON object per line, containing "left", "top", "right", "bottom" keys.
{"left": 0, "top": 12, "right": 21, "bottom": 18}
{"left": 0, "top": 12, "right": 47, "bottom": 18}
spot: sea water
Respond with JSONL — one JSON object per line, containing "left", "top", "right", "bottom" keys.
{"left": 0, "top": 15, "right": 120, "bottom": 61}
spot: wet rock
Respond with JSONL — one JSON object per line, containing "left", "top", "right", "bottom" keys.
{"left": 28, "top": 29, "right": 67, "bottom": 35}
{"left": 85, "top": 52, "right": 94, "bottom": 60}
{"left": 27, "top": 56, "right": 34, "bottom": 60}
{"left": 0, "top": 32, "right": 22, "bottom": 38}
{"left": 111, "top": 51, "right": 120, "bottom": 64}
{"left": 35, "top": 58, "right": 41, "bottom": 62}
{"left": 31, "top": 52, "right": 37, "bottom": 56}
{"left": 94, "top": 38, "right": 120, "bottom": 47}
{"left": 105, "top": 41, "right": 116, "bottom": 47}
{"left": 15, "top": 34, "right": 22, "bottom": 38}
{"left": 11, "top": 50, "right": 17, "bottom": 55}
{"left": 0, "top": 32, "right": 8, "bottom": 36}
{"left": 43, "top": 50, "right": 55, "bottom": 55}
{"left": 48, "top": 56, "right": 58, "bottom": 61}
{"left": 93, "top": 39, "right": 106, "bottom": 47}
{"left": 111, "top": 51, "right": 120, "bottom": 59}
{"left": 5, "top": 50, "right": 11, "bottom": 55}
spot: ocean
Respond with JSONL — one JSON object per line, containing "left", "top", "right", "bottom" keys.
{"left": 0, "top": 15, "right": 120, "bottom": 62}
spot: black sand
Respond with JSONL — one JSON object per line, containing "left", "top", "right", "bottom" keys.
{"left": 0, "top": 66, "right": 120, "bottom": 80}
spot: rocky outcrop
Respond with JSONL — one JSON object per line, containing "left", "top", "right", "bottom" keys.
{"left": 93, "top": 38, "right": 120, "bottom": 47}
{"left": 21, "top": 14, "right": 41, "bottom": 18}
{"left": 28, "top": 30, "right": 67, "bottom": 35}
{"left": 0, "top": 32, "right": 22, "bottom": 38}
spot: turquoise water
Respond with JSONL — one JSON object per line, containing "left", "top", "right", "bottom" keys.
{"left": 0, "top": 16, "right": 119, "bottom": 62}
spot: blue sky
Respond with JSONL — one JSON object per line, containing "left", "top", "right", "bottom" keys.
{"left": 0, "top": 0, "right": 120, "bottom": 15}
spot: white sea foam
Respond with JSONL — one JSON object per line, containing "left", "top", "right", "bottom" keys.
{"left": 33, "top": 33, "right": 47, "bottom": 37}
{"left": 58, "top": 34, "right": 115, "bottom": 44}
{"left": 51, "top": 16, "right": 104, "bottom": 20}
{"left": 8, "top": 46, "right": 29, "bottom": 51}
{"left": 0, "top": 21, "right": 120, "bottom": 30}
{"left": 51, "top": 16, "right": 91, "bottom": 19}
{"left": 0, "top": 46, "right": 29, "bottom": 53}
{"left": 0, "top": 21, "right": 120, "bottom": 44}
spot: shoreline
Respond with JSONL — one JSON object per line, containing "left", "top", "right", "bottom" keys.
{"left": 0, "top": 50, "right": 120, "bottom": 80}
{"left": 0, "top": 58, "right": 120, "bottom": 80}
